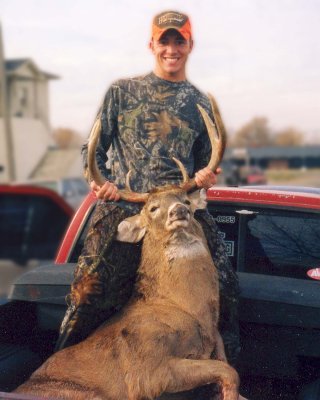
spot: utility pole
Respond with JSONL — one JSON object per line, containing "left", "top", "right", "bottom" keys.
{"left": 0, "top": 22, "right": 15, "bottom": 181}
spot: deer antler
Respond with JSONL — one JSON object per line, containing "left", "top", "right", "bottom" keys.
{"left": 87, "top": 93, "right": 226, "bottom": 202}
{"left": 178, "top": 93, "right": 227, "bottom": 192}
{"left": 87, "top": 117, "right": 149, "bottom": 203}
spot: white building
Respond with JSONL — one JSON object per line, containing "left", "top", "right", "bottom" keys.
{"left": 0, "top": 57, "right": 59, "bottom": 182}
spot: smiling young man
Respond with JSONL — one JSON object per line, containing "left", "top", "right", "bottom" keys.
{"left": 150, "top": 20, "right": 193, "bottom": 81}
{"left": 56, "top": 11, "right": 241, "bottom": 387}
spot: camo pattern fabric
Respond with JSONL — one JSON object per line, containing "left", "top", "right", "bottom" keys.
{"left": 195, "top": 208, "right": 241, "bottom": 366}
{"left": 82, "top": 72, "right": 214, "bottom": 198}
{"left": 56, "top": 202, "right": 240, "bottom": 369}
{"left": 55, "top": 201, "right": 143, "bottom": 350}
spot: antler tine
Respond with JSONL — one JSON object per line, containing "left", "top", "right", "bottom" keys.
{"left": 87, "top": 117, "right": 149, "bottom": 203}
{"left": 125, "top": 169, "right": 133, "bottom": 191}
{"left": 87, "top": 117, "right": 106, "bottom": 188}
{"left": 197, "top": 101, "right": 226, "bottom": 172}
{"left": 207, "top": 93, "right": 227, "bottom": 158}
{"left": 172, "top": 157, "right": 189, "bottom": 183}
{"left": 179, "top": 93, "right": 227, "bottom": 192}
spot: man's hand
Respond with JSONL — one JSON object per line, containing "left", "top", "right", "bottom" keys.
{"left": 195, "top": 167, "right": 222, "bottom": 189}
{"left": 90, "top": 180, "right": 121, "bottom": 202}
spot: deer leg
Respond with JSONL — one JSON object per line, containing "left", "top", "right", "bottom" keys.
{"left": 214, "top": 330, "right": 228, "bottom": 362}
{"left": 162, "top": 358, "right": 239, "bottom": 400}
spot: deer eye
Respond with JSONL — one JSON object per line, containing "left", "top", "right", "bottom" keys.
{"left": 184, "top": 199, "right": 191, "bottom": 205}
{"left": 149, "top": 205, "right": 159, "bottom": 213}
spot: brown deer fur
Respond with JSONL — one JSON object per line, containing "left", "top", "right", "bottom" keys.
{"left": 15, "top": 187, "right": 239, "bottom": 400}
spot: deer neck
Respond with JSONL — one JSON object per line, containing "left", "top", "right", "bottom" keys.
{"left": 135, "top": 225, "right": 219, "bottom": 326}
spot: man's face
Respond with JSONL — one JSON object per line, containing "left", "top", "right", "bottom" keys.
{"left": 150, "top": 29, "right": 193, "bottom": 82}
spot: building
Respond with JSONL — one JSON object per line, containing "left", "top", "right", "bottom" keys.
{"left": 226, "top": 146, "right": 320, "bottom": 170}
{"left": 0, "top": 55, "right": 59, "bottom": 182}
{"left": 248, "top": 146, "right": 320, "bottom": 169}
{"left": 3, "top": 58, "right": 58, "bottom": 124}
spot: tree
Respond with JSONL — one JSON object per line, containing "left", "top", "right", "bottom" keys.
{"left": 52, "top": 128, "right": 83, "bottom": 149}
{"left": 230, "top": 117, "right": 273, "bottom": 148}
{"left": 274, "top": 127, "right": 304, "bottom": 147}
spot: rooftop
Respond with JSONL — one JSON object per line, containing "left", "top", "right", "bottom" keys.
{"left": 5, "top": 58, "right": 59, "bottom": 80}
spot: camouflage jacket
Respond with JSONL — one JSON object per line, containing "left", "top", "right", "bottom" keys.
{"left": 82, "top": 72, "right": 215, "bottom": 206}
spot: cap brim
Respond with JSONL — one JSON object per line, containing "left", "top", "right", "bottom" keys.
{"left": 153, "top": 26, "right": 191, "bottom": 41}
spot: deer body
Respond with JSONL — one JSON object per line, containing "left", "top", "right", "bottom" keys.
{"left": 15, "top": 189, "right": 239, "bottom": 400}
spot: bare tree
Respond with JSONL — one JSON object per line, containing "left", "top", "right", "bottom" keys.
{"left": 274, "top": 127, "right": 304, "bottom": 147}
{"left": 231, "top": 117, "right": 273, "bottom": 148}
{"left": 52, "top": 127, "right": 83, "bottom": 149}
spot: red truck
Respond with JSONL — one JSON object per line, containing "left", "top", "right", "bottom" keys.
{"left": 1, "top": 186, "right": 320, "bottom": 400}
{"left": 0, "top": 184, "right": 74, "bottom": 301}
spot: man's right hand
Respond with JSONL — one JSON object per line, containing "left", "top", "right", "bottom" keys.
{"left": 90, "top": 180, "right": 121, "bottom": 202}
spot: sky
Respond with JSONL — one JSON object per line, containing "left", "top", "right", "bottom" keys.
{"left": 1, "top": 0, "right": 320, "bottom": 142}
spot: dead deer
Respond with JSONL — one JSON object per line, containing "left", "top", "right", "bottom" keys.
{"left": 14, "top": 95, "right": 241, "bottom": 400}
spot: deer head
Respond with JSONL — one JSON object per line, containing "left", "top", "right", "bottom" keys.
{"left": 116, "top": 187, "right": 208, "bottom": 243}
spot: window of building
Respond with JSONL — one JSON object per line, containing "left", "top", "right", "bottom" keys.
{"left": 18, "top": 87, "right": 28, "bottom": 107}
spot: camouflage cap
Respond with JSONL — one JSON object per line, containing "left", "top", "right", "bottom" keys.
{"left": 152, "top": 11, "right": 192, "bottom": 41}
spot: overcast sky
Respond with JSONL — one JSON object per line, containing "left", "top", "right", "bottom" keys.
{"left": 1, "top": 0, "right": 320, "bottom": 142}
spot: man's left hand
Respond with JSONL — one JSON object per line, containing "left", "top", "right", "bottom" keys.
{"left": 195, "top": 167, "right": 222, "bottom": 189}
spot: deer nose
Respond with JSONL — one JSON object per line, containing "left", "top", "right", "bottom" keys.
{"left": 169, "top": 204, "right": 189, "bottom": 219}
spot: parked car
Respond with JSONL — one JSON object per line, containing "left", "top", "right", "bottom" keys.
{"left": 0, "top": 186, "right": 319, "bottom": 399}
{"left": 238, "top": 165, "right": 267, "bottom": 185}
{"left": 218, "top": 161, "right": 267, "bottom": 187}
{"left": 0, "top": 184, "right": 74, "bottom": 302}
{"left": 26, "top": 177, "right": 89, "bottom": 209}
{"left": 219, "top": 160, "right": 242, "bottom": 186}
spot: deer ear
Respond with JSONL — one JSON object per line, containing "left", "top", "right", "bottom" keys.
{"left": 189, "top": 189, "right": 207, "bottom": 211}
{"left": 116, "top": 215, "right": 146, "bottom": 243}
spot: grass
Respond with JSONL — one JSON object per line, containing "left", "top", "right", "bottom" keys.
{"left": 266, "top": 168, "right": 320, "bottom": 187}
